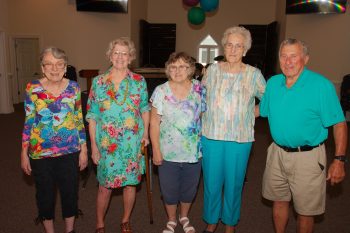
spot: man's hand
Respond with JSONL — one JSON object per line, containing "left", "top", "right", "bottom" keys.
{"left": 327, "top": 159, "right": 345, "bottom": 185}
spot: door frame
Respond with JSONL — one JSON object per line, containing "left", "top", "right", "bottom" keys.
{"left": 9, "top": 35, "right": 41, "bottom": 103}
{"left": 0, "top": 30, "right": 14, "bottom": 113}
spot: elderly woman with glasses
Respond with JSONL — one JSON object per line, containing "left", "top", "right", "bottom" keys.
{"left": 86, "top": 37, "right": 150, "bottom": 233}
{"left": 150, "top": 52, "right": 206, "bottom": 233}
{"left": 201, "top": 26, "right": 266, "bottom": 233}
{"left": 21, "top": 46, "right": 88, "bottom": 233}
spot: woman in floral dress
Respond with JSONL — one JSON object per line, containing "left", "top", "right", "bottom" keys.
{"left": 86, "top": 37, "right": 150, "bottom": 233}
{"left": 150, "top": 52, "right": 206, "bottom": 233}
{"left": 21, "top": 47, "right": 88, "bottom": 233}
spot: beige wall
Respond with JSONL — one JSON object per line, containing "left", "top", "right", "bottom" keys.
{"left": 7, "top": 0, "right": 131, "bottom": 90}
{"left": 130, "top": 0, "right": 148, "bottom": 68}
{"left": 285, "top": 12, "right": 350, "bottom": 88}
{"left": 0, "top": 0, "right": 9, "bottom": 31}
{"left": 275, "top": 0, "right": 286, "bottom": 54}
{"left": 147, "top": 0, "right": 277, "bottom": 59}
{"left": 3, "top": 0, "right": 350, "bottom": 94}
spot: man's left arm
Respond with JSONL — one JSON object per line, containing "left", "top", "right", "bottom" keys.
{"left": 327, "top": 121, "right": 348, "bottom": 185}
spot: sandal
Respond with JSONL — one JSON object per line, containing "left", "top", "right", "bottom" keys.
{"left": 162, "top": 221, "right": 177, "bottom": 233}
{"left": 120, "top": 222, "right": 132, "bottom": 233}
{"left": 179, "top": 216, "right": 195, "bottom": 233}
{"left": 95, "top": 227, "right": 105, "bottom": 233}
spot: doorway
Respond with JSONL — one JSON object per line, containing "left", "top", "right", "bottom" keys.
{"left": 12, "top": 37, "right": 40, "bottom": 103}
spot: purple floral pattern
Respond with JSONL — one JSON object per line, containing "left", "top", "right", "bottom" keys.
{"left": 22, "top": 80, "right": 86, "bottom": 159}
{"left": 150, "top": 80, "right": 206, "bottom": 162}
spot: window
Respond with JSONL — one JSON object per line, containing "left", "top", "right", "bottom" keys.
{"left": 198, "top": 35, "right": 219, "bottom": 65}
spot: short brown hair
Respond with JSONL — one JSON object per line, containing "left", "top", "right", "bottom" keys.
{"left": 165, "top": 52, "right": 195, "bottom": 79}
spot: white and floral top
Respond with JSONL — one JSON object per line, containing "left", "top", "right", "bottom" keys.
{"left": 202, "top": 63, "right": 266, "bottom": 142}
{"left": 150, "top": 80, "right": 206, "bottom": 163}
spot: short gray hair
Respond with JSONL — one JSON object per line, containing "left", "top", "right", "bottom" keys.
{"left": 40, "top": 46, "right": 68, "bottom": 64}
{"left": 221, "top": 26, "right": 252, "bottom": 52}
{"left": 279, "top": 38, "right": 309, "bottom": 56}
{"left": 106, "top": 37, "right": 136, "bottom": 62}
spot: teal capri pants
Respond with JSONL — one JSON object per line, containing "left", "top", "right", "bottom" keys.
{"left": 201, "top": 136, "right": 252, "bottom": 226}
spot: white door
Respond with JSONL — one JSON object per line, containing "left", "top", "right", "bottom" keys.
{"left": 14, "top": 38, "right": 40, "bottom": 102}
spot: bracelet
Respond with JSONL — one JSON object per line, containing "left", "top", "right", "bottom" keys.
{"left": 334, "top": 155, "right": 348, "bottom": 163}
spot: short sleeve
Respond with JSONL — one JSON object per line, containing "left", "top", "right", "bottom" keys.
{"left": 319, "top": 81, "right": 345, "bottom": 127}
{"left": 150, "top": 85, "right": 165, "bottom": 115}
{"left": 254, "top": 69, "right": 266, "bottom": 100}
{"left": 85, "top": 77, "right": 100, "bottom": 122}
{"left": 201, "top": 64, "right": 214, "bottom": 87}
{"left": 259, "top": 81, "right": 270, "bottom": 118}
{"left": 139, "top": 77, "right": 150, "bottom": 113}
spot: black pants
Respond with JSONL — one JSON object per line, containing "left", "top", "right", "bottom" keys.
{"left": 30, "top": 152, "right": 79, "bottom": 220}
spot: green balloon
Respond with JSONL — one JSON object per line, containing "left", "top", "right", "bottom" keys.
{"left": 188, "top": 7, "right": 205, "bottom": 25}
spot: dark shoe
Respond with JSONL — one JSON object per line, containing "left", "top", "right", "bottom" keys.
{"left": 120, "top": 222, "right": 132, "bottom": 233}
{"left": 95, "top": 227, "right": 105, "bottom": 233}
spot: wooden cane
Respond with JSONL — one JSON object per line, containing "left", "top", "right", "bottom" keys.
{"left": 142, "top": 142, "right": 154, "bottom": 224}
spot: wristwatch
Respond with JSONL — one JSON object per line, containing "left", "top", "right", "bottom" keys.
{"left": 334, "top": 155, "right": 348, "bottom": 163}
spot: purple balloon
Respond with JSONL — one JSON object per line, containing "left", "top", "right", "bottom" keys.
{"left": 183, "top": 0, "right": 200, "bottom": 7}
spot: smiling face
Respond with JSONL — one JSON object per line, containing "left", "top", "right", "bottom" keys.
{"left": 110, "top": 44, "right": 131, "bottom": 70}
{"left": 279, "top": 43, "right": 309, "bottom": 80}
{"left": 167, "top": 58, "right": 192, "bottom": 83}
{"left": 41, "top": 52, "right": 66, "bottom": 83}
{"left": 224, "top": 33, "right": 246, "bottom": 64}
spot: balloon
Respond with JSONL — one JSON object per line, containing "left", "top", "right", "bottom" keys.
{"left": 183, "top": 0, "right": 200, "bottom": 7}
{"left": 200, "top": 0, "right": 219, "bottom": 12}
{"left": 188, "top": 7, "right": 205, "bottom": 25}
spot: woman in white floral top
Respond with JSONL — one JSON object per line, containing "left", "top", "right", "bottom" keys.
{"left": 150, "top": 52, "right": 206, "bottom": 233}
{"left": 201, "top": 27, "right": 266, "bottom": 233}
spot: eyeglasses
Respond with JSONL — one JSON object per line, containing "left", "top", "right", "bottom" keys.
{"left": 42, "top": 62, "right": 66, "bottom": 70}
{"left": 225, "top": 43, "right": 244, "bottom": 50}
{"left": 112, "top": 51, "right": 129, "bottom": 57}
{"left": 168, "top": 65, "right": 189, "bottom": 72}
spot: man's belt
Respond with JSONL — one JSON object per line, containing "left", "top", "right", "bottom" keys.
{"left": 276, "top": 142, "right": 324, "bottom": 152}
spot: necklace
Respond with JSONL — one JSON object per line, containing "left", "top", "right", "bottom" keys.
{"left": 107, "top": 77, "right": 129, "bottom": 106}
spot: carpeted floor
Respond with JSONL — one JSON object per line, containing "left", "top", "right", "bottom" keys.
{"left": 0, "top": 105, "right": 349, "bottom": 233}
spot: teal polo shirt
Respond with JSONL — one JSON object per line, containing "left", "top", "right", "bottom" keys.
{"left": 260, "top": 68, "right": 345, "bottom": 147}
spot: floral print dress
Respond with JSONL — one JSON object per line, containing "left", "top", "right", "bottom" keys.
{"left": 22, "top": 80, "right": 86, "bottom": 159}
{"left": 150, "top": 80, "right": 206, "bottom": 163}
{"left": 86, "top": 70, "right": 150, "bottom": 188}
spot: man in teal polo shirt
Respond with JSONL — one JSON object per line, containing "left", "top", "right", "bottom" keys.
{"left": 260, "top": 38, "right": 347, "bottom": 233}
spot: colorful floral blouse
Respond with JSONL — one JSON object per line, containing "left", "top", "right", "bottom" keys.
{"left": 22, "top": 80, "right": 86, "bottom": 159}
{"left": 86, "top": 70, "right": 150, "bottom": 188}
{"left": 150, "top": 80, "right": 206, "bottom": 163}
{"left": 202, "top": 63, "right": 266, "bottom": 142}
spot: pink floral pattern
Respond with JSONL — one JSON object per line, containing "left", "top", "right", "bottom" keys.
{"left": 86, "top": 70, "right": 150, "bottom": 188}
